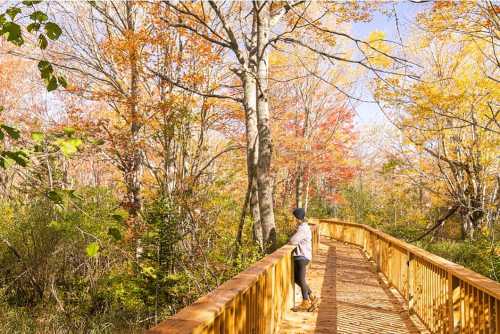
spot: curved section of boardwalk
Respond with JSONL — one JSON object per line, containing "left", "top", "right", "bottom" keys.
{"left": 279, "top": 237, "right": 427, "bottom": 334}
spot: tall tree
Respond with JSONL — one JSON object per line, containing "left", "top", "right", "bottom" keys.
{"left": 150, "top": 1, "right": 410, "bottom": 249}
{"left": 46, "top": 1, "right": 148, "bottom": 228}
{"left": 375, "top": 13, "right": 499, "bottom": 239}
{"left": 269, "top": 50, "right": 356, "bottom": 212}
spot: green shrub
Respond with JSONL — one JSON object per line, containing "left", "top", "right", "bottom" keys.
{"left": 423, "top": 239, "right": 500, "bottom": 281}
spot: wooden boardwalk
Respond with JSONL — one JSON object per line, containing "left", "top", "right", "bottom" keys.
{"left": 279, "top": 237, "right": 429, "bottom": 334}
{"left": 148, "top": 221, "right": 500, "bottom": 334}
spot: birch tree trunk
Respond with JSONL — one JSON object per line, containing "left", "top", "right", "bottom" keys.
{"left": 125, "top": 1, "right": 143, "bottom": 222}
{"left": 123, "top": 2, "right": 144, "bottom": 264}
{"left": 295, "top": 101, "right": 311, "bottom": 209}
{"left": 295, "top": 165, "right": 304, "bottom": 208}
{"left": 243, "top": 70, "right": 262, "bottom": 246}
{"left": 304, "top": 173, "right": 310, "bottom": 212}
{"left": 256, "top": 1, "right": 276, "bottom": 249}
{"left": 242, "top": 13, "right": 263, "bottom": 247}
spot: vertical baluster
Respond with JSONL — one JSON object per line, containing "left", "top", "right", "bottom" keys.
{"left": 405, "top": 251, "right": 410, "bottom": 301}
{"left": 487, "top": 294, "right": 492, "bottom": 334}
{"left": 439, "top": 268, "right": 444, "bottom": 332}
{"left": 252, "top": 280, "right": 256, "bottom": 334}
{"left": 424, "top": 260, "right": 428, "bottom": 326}
{"left": 438, "top": 269, "right": 442, "bottom": 332}
{"left": 269, "top": 266, "right": 274, "bottom": 334}
{"left": 468, "top": 284, "right": 474, "bottom": 334}
{"left": 425, "top": 262, "right": 432, "bottom": 330}
{"left": 474, "top": 287, "right": 478, "bottom": 334}
{"left": 495, "top": 297, "right": 499, "bottom": 334}
{"left": 246, "top": 286, "right": 251, "bottom": 334}
{"left": 477, "top": 290, "right": 480, "bottom": 334}
{"left": 420, "top": 259, "right": 425, "bottom": 325}
{"left": 265, "top": 271, "right": 269, "bottom": 334}
{"left": 439, "top": 269, "right": 442, "bottom": 332}
{"left": 429, "top": 264, "right": 436, "bottom": 332}
{"left": 397, "top": 248, "right": 401, "bottom": 291}
{"left": 417, "top": 258, "right": 420, "bottom": 318}
{"left": 395, "top": 249, "right": 399, "bottom": 292}
{"left": 443, "top": 269, "right": 448, "bottom": 333}
{"left": 213, "top": 311, "right": 220, "bottom": 334}
{"left": 493, "top": 296, "right": 496, "bottom": 334}
{"left": 430, "top": 264, "right": 434, "bottom": 329}
{"left": 485, "top": 294, "right": 491, "bottom": 334}
{"left": 429, "top": 263, "right": 433, "bottom": 329}
{"left": 395, "top": 248, "right": 399, "bottom": 292}
{"left": 430, "top": 264, "right": 433, "bottom": 331}
{"left": 441, "top": 268, "right": 444, "bottom": 332}
{"left": 257, "top": 275, "right": 262, "bottom": 333}
{"left": 429, "top": 264, "right": 432, "bottom": 331}
{"left": 414, "top": 258, "right": 418, "bottom": 317}
{"left": 480, "top": 291, "right": 485, "bottom": 334}
{"left": 402, "top": 250, "right": 406, "bottom": 295}
{"left": 386, "top": 242, "right": 390, "bottom": 283}
{"left": 386, "top": 242, "right": 389, "bottom": 276}
{"left": 259, "top": 273, "right": 263, "bottom": 333}
{"left": 425, "top": 262, "right": 429, "bottom": 327}
{"left": 408, "top": 252, "right": 413, "bottom": 313}
{"left": 225, "top": 302, "right": 231, "bottom": 334}
{"left": 436, "top": 267, "right": 440, "bottom": 332}
{"left": 473, "top": 287, "right": 481, "bottom": 333}
{"left": 444, "top": 270, "right": 447, "bottom": 332}
{"left": 461, "top": 281, "right": 465, "bottom": 334}
{"left": 424, "top": 261, "right": 428, "bottom": 327}
{"left": 247, "top": 286, "right": 253, "bottom": 334}
{"left": 265, "top": 269, "right": 270, "bottom": 333}
{"left": 423, "top": 260, "right": 427, "bottom": 323}
{"left": 401, "top": 249, "right": 404, "bottom": 293}
{"left": 207, "top": 320, "right": 215, "bottom": 334}
{"left": 462, "top": 282, "right": 469, "bottom": 333}
{"left": 468, "top": 283, "right": 472, "bottom": 334}
{"left": 238, "top": 291, "right": 245, "bottom": 334}
{"left": 449, "top": 271, "right": 454, "bottom": 334}
{"left": 274, "top": 263, "right": 279, "bottom": 331}
{"left": 463, "top": 282, "right": 467, "bottom": 334}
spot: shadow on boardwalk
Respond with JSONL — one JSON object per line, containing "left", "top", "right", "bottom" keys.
{"left": 279, "top": 237, "right": 427, "bottom": 334}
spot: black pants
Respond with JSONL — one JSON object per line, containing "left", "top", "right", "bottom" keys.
{"left": 294, "top": 257, "right": 312, "bottom": 300}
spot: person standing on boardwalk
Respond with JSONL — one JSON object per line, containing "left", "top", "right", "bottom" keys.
{"left": 289, "top": 208, "right": 318, "bottom": 312}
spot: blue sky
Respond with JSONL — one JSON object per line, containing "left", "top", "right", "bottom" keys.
{"left": 350, "top": 1, "right": 430, "bottom": 130}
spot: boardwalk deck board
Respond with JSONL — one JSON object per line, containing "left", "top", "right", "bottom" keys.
{"left": 279, "top": 237, "right": 428, "bottom": 334}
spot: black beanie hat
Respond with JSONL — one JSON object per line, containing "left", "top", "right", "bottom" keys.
{"left": 293, "top": 208, "right": 306, "bottom": 221}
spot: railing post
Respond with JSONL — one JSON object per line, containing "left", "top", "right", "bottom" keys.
{"left": 387, "top": 242, "right": 393, "bottom": 286}
{"left": 448, "top": 272, "right": 460, "bottom": 333}
{"left": 290, "top": 254, "right": 295, "bottom": 311}
{"left": 408, "top": 251, "right": 414, "bottom": 314}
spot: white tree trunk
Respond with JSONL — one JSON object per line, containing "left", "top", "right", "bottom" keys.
{"left": 256, "top": 1, "right": 276, "bottom": 249}
{"left": 295, "top": 165, "right": 304, "bottom": 208}
{"left": 243, "top": 70, "right": 262, "bottom": 246}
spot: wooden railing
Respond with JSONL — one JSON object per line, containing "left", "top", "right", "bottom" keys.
{"left": 320, "top": 219, "right": 500, "bottom": 334}
{"left": 147, "top": 223, "right": 320, "bottom": 334}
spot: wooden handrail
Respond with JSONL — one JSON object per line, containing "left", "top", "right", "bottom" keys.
{"left": 320, "top": 219, "right": 500, "bottom": 299}
{"left": 319, "top": 218, "right": 500, "bottom": 333}
{"left": 147, "top": 223, "right": 320, "bottom": 334}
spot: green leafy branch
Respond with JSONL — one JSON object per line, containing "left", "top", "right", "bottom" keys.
{"left": 0, "top": 0, "right": 66, "bottom": 91}
{"left": 0, "top": 1, "right": 68, "bottom": 170}
{"left": 0, "top": 107, "right": 29, "bottom": 169}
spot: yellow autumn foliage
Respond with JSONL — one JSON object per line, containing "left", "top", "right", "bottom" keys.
{"left": 365, "top": 30, "right": 393, "bottom": 68}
